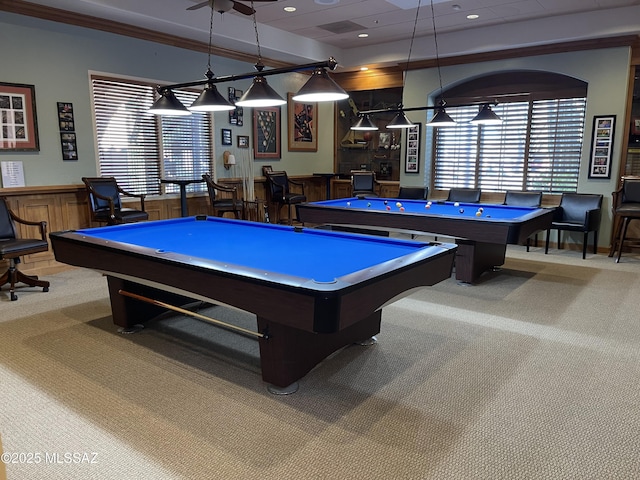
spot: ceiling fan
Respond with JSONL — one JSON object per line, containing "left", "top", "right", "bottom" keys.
{"left": 187, "top": 0, "right": 276, "bottom": 16}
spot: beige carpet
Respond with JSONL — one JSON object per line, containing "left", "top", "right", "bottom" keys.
{"left": 1, "top": 243, "right": 640, "bottom": 479}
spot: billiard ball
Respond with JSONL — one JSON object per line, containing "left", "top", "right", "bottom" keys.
{"left": 427, "top": 201, "right": 432, "bottom": 206}
{"left": 425, "top": 204, "right": 431, "bottom": 209}
{"left": 454, "top": 202, "right": 460, "bottom": 207}
{"left": 459, "top": 208, "right": 464, "bottom": 213}
{"left": 478, "top": 207, "right": 484, "bottom": 213}
{"left": 396, "top": 202, "right": 402, "bottom": 208}
{"left": 367, "top": 202, "right": 371, "bottom": 207}
{"left": 346, "top": 202, "right": 351, "bottom": 207}
{"left": 386, "top": 205, "right": 391, "bottom": 211}
{"left": 399, "top": 207, "right": 405, "bottom": 211}
{"left": 384, "top": 200, "right": 388, "bottom": 205}
{"left": 476, "top": 211, "right": 482, "bottom": 217}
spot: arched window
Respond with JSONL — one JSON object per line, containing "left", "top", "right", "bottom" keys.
{"left": 432, "top": 71, "right": 587, "bottom": 193}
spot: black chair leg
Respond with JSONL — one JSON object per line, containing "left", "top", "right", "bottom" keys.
{"left": 545, "top": 229, "right": 551, "bottom": 254}
{"left": 593, "top": 230, "right": 598, "bottom": 255}
{"left": 582, "top": 232, "right": 588, "bottom": 259}
{"left": 616, "top": 217, "right": 630, "bottom": 263}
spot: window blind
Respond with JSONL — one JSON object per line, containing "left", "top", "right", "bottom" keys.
{"left": 434, "top": 97, "right": 586, "bottom": 193}
{"left": 92, "top": 77, "right": 213, "bottom": 196}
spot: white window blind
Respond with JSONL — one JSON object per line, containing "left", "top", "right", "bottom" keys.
{"left": 434, "top": 97, "right": 586, "bottom": 193}
{"left": 92, "top": 77, "right": 213, "bottom": 196}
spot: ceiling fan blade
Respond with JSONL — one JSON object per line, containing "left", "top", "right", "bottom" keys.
{"left": 186, "top": 1, "right": 210, "bottom": 11}
{"left": 231, "top": 1, "right": 255, "bottom": 16}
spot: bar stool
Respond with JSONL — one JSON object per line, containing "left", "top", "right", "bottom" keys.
{"left": 610, "top": 177, "right": 640, "bottom": 263}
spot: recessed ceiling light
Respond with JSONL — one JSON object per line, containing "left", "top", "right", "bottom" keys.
{"left": 358, "top": 33, "right": 369, "bottom": 38}
{"left": 360, "top": 67, "right": 369, "bottom": 71}
{"left": 283, "top": 6, "right": 296, "bottom": 13}
{"left": 467, "top": 14, "right": 479, "bottom": 19}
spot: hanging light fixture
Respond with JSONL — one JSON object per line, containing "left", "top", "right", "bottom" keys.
{"left": 292, "top": 66, "right": 349, "bottom": 102}
{"left": 470, "top": 103, "right": 502, "bottom": 125}
{"left": 426, "top": 0, "right": 454, "bottom": 126}
{"left": 235, "top": 2, "right": 286, "bottom": 107}
{"left": 149, "top": 89, "right": 192, "bottom": 116}
{"left": 150, "top": 5, "right": 234, "bottom": 114}
{"left": 351, "top": 114, "right": 379, "bottom": 131}
{"left": 384, "top": 0, "right": 422, "bottom": 130}
{"left": 387, "top": 106, "right": 415, "bottom": 129}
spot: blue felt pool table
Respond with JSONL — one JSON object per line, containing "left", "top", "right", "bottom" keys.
{"left": 297, "top": 197, "right": 555, "bottom": 284}
{"left": 50, "top": 216, "right": 456, "bottom": 392}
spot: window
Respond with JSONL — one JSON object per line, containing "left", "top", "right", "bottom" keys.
{"left": 432, "top": 71, "right": 587, "bottom": 193}
{"left": 91, "top": 76, "right": 213, "bottom": 195}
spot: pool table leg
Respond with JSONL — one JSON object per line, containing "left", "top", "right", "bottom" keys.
{"left": 257, "top": 311, "right": 382, "bottom": 393}
{"left": 454, "top": 240, "right": 507, "bottom": 284}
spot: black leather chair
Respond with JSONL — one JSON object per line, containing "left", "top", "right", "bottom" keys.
{"left": 265, "top": 171, "right": 307, "bottom": 224}
{"left": 610, "top": 177, "right": 640, "bottom": 263}
{"left": 398, "top": 186, "right": 428, "bottom": 200}
{"left": 447, "top": 188, "right": 481, "bottom": 203}
{"left": 545, "top": 193, "right": 603, "bottom": 259}
{"left": 504, "top": 191, "right": 543, "bottom": 251}
{"left": 82, "top": 177, "right": 148, "bottom": 226}
{"left": 0, "top": 197, "right": 50, "bottom": 301}
{"left": 351, "top": 171, "right": 379, "bottom": 197}
{"left": 202, "top": 174, "right": 243, "bottom": 219}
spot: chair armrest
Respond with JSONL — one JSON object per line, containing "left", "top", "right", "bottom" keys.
{"left": 117, "top": 186, "right": 146, "bottom": 211}
{"left": 584, "top": 207, "right": 602, "bottom": 230}
{"left": 87, "top": 188, "right": 118, "bottom": 218}
{"left": 9, "top": 211, "right": 48, "bottom": 240}
{"left": 288, "top": 178, "right": 305, "bottom": 196}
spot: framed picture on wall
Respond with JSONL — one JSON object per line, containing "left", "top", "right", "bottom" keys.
{"left": 253, "top": 106, "right": 281, "bottom": 159}
{"left": 588, "top": 115, "right": 615, "bottom": 179}
{"left": 287, "top": 93, "right": 317, "bottom": 152}
{"left": 404, "top": 124, "right": 421, "bottom": 174}
{"left": 0, "top": 82, "right": 39, "bottom": 151}
{"left": 221, "top": 128, "right": 232, "bottom": 146}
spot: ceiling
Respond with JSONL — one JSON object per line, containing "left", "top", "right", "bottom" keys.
{"left": 12, "top": 0, "right": 640, "bottom": 71}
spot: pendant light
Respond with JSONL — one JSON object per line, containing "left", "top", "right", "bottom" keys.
{"left": 426, "top": 0, "right": 455, "bottom": 127}
{"left": 235, "top": 3, "right": 286, "bottom": 107}
{"left": 292, "top": 67, "right": 349, "bottom": 102}
{"left": 470, "top": 103, "right": 502, "bottom": 125}
{"left": 351, "top": 115, "right": 379, "bottom": 131}
{"left": 149, "top": 89, "right": 192, "bottom": 116}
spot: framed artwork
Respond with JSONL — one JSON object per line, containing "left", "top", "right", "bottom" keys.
{"left": 253, "top": 106, "right": 281, "bottom": 159}
{"left": 221, "top": 128, "right": 232, "bottom": 146}
{"left": 60, "top": 132, "right": 78, "bottom": 160}
{"left": 588, "top": 115, "right": 615, "bottom": 179}
{"left": 287, "top": 92, "right": 317, "bottom": 152}
{"left": 57, "top": 102, "right": 75, "bottom": 131}
{"left": 632, "top": 117, "right": 640, "bottom": 135}
{"left": 237, "top": 135, "right": 249, "bottom": 148}
{"left": 0, "top": 82, "right": 39, "bottom": 151}
{"left": 405, "top": 124, "right": 421, "bottom": 174}
{"left": 228, "top": 87, "right": 243, "bottom": 126}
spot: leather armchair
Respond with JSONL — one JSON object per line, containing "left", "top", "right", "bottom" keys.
{"left": 447, "top": 188, "right": 481, "bottom": 203}
{"left": 545, "top": 193, "right": 603, "bottom": 259}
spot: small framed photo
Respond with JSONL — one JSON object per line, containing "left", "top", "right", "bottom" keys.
{"left": 221, "top": 128, "right": 232, "bottom": 146}
{"left": 404, "top": 124, "right": 421, "bottom": 174}
{"left": 60, "top": 132, "right": 78, "bottom": 161}
{"left": 57, "top": 102, "right": 75, "bottom": 131}
{"left": 237, "top": 135, "right": 249, "bottom": 148}
{"left": 588, "top": 115, "right": 615, "bottom": 179}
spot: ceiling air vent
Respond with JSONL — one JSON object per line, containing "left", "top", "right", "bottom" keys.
{"left": 317, "top": 21, "right": 366, "bottom": 34}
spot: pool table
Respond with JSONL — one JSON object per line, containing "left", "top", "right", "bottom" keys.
{"left": 297, "top": 197, "right": 555, "bottom": 284}
{"left": 50, "top": 216, "right": 456, "bottom": 392}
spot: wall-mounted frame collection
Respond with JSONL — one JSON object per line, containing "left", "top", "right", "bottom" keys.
{"left": 58, "top": 102, "right": 77, "bottom": 160}
{"left": 0, "top": 82, "right": 39, "bottom": 152}
{"left": 228, "top": 87, "right": 243, "bottom": 126}
{"left": 588, "top": 114, "right": 616, "bottom": 179}
{"left": 405, "top": 124, "right": 420, "bottom": 173}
